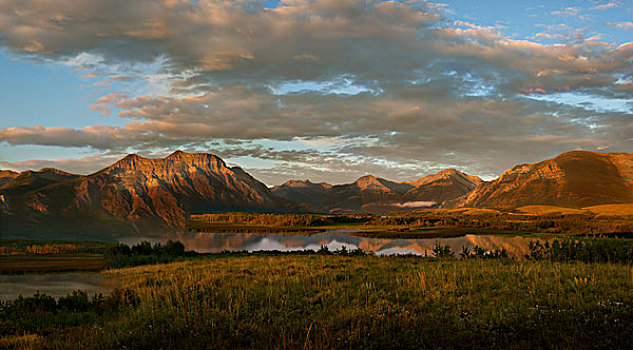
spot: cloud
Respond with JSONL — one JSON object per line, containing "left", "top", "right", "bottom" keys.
{"left": 591, "top": 1, "right": 619, "bottom": 10}
{"left": 0, "top": 0, "right": 631, "bottom": 184}
{"left": 0, "top": 124, "right": 153, "bottom": 150}
{"left": 0, "top": 154, "right": 121, "bottom": 175}
{"left": 550, "top": 7, "right": 581, "bottom": 17}
{"left": 609, "top": 22, "right": 633, "bottom": 30}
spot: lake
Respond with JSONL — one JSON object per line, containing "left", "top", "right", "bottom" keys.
{"left": 122, "top": 229, "right": 543, "bottom": 258}
{"left": 0, "top": 272, "right": 119, "bottom": 301}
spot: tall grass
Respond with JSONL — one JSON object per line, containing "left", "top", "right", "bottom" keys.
{"left": 29, "top": 255, "right": 633, "bottom": 349}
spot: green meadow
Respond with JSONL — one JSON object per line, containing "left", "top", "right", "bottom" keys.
{"left": 3, "top": 254, "right": 633, "bottom": 349}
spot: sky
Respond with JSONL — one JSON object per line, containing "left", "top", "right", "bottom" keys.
{"left": 0, "top": 0, "right": 632, "bottom": 185}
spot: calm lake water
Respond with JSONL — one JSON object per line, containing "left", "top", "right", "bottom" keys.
{"left": 3, "top": 230, "right": 544, "bottom": 301}
{"left": 122, "top": 229, "right": 544, "bottom": 259}
{"left": 0, "top": 273, "right": 118, "bottom": 301}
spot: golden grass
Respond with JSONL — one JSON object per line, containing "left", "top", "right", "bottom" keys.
{"left": 80, "top": 255, "right": 633, "bottom": 349}
{"left": 584, "top": 204, "right": 633, "bottom": 216}
{"left": 515, "top": 205, "right": 587, "bottom": 215}
{"left": 0, "top": 333, "right": 41, "bottom": 350}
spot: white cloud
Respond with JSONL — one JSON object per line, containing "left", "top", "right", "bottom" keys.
{"left": 591, "top": 1, "right": 619, "bottom": 10}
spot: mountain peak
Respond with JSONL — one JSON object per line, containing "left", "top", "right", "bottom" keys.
{"left": 166, "top": 150, "right": 188, "bottom": 159}
{"left": 37, "top": 168, "right": 76, "bottom": 176}
{"left": 355, "top": 174, "right": 379, "bottom": 184}
{"left": 438, "top": 168, "right": 459, "bottom": 175}
{"left": 116, "top": 153, "right": 141, "bottom": 163}
{"left": 354, "top": 175, "right": 385, "bottom": 189}
{"left": 410, "top": 169, "right": 482, "bottom": 187}
{"left": 103, "top": 151, "right": 228, "bottom": 174}
{"left": 283, "top": 179, "right": 313, "bottom": 187}
{"left": 0, "top": 170, "right": 18, "bottom": 177}
{"left": 555, "top": 150, "right": 602, "bottom": 159}
{"left": 274, "top": 179, "right": 333, "bottom": 190}
{"left": 0, "top": 170, "right": 19, "bottom": 186}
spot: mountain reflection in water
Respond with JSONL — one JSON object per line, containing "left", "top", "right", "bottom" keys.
{"left": 122, "top": 230, "right": 544, "bottom": 259}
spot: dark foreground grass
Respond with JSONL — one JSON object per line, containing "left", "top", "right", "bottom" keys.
{"left": 6, "top": 255, "right": 633, "bottom": 349}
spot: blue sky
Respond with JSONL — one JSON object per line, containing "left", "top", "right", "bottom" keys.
{"left": 0, "top": 0, "right": 631, "bottom": 184}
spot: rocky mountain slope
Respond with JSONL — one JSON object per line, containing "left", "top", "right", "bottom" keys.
{"left": 272, "top": 170, "right": 482, "bottom": 213}
{"left": 0, "top": 151, "right": 302, "bottom": 239}
{"left": 445, "top": 151, "right": 633, "bottom": 208}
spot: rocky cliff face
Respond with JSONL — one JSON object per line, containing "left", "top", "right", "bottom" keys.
{"left": 0, "top": 151, "right": 301, "bottom": 239}
{"left": 445, "top": 151, "right": 633, "bottom": 208}
{"left": 272, "top": 170, "right": 482, "bottom": 213}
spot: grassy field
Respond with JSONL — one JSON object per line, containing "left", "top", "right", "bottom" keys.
{"left": 7, "top": 254, "right": 632, "bottom": 349}
{"left": 0, "top": 254, "right": 104, "bottom": 274}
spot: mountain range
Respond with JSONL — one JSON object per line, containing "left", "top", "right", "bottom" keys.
{"left": 271, "top": 169, "right": 482, "bottom": 213}
{"left": 1, "top": 150, "right": 632, "bottom": 239}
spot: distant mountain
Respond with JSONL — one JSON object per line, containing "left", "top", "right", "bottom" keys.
{"left": 272, "top": 170, "right": 482, "bottom": 213}
{"left": 0, "top": 151, "right": 303, "bottom": 239}
{"left": 445, "top": 151, "right": 633, "bottom": 208}
{"left": 402, "top": 169, "right": 483, "bottom": 203}
{"left": 323, "top": 175, "right": 414, "bottom": 213}
{"left": 0, "top": 170, "right": 18, "bottom": 187}
{"left": 270, "top": 180, "right": 332, "bottom": 208}
{"left": 0, "top": 168, "right": 80, "bottom": 195}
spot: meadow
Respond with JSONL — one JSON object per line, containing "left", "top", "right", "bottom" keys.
{"left": 3, "top": 207, "right": 633, "bottom": 348}
{"left": 3, "top": 254, "right": 633, "bottom": 349}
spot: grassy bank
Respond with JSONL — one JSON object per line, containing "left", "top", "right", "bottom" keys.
{"left": 7, "top": 255, "right": 633, "bottom": 349}
{"left": 0, "top": 255, "right": 104, "bottom": 274}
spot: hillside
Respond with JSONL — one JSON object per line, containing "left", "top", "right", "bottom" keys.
{"left": 446, "top": 151, "right": 633, "bottom": 208}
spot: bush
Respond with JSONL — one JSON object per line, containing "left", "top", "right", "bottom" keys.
{"left": 432, "top": 242, "right": 452, "bottom": 258}
{"left": 526, "top": 239, "right": 633, "bottom": 264}
{"left": 104, "top": 240, "right": 189, "bottom": 268}
{"left": 0, "top": 288, "right": 138, "bottom": 335}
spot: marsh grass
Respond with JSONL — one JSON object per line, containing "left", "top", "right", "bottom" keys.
{"left": 24, "top": 255, "right": 633, "bottom": 349}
